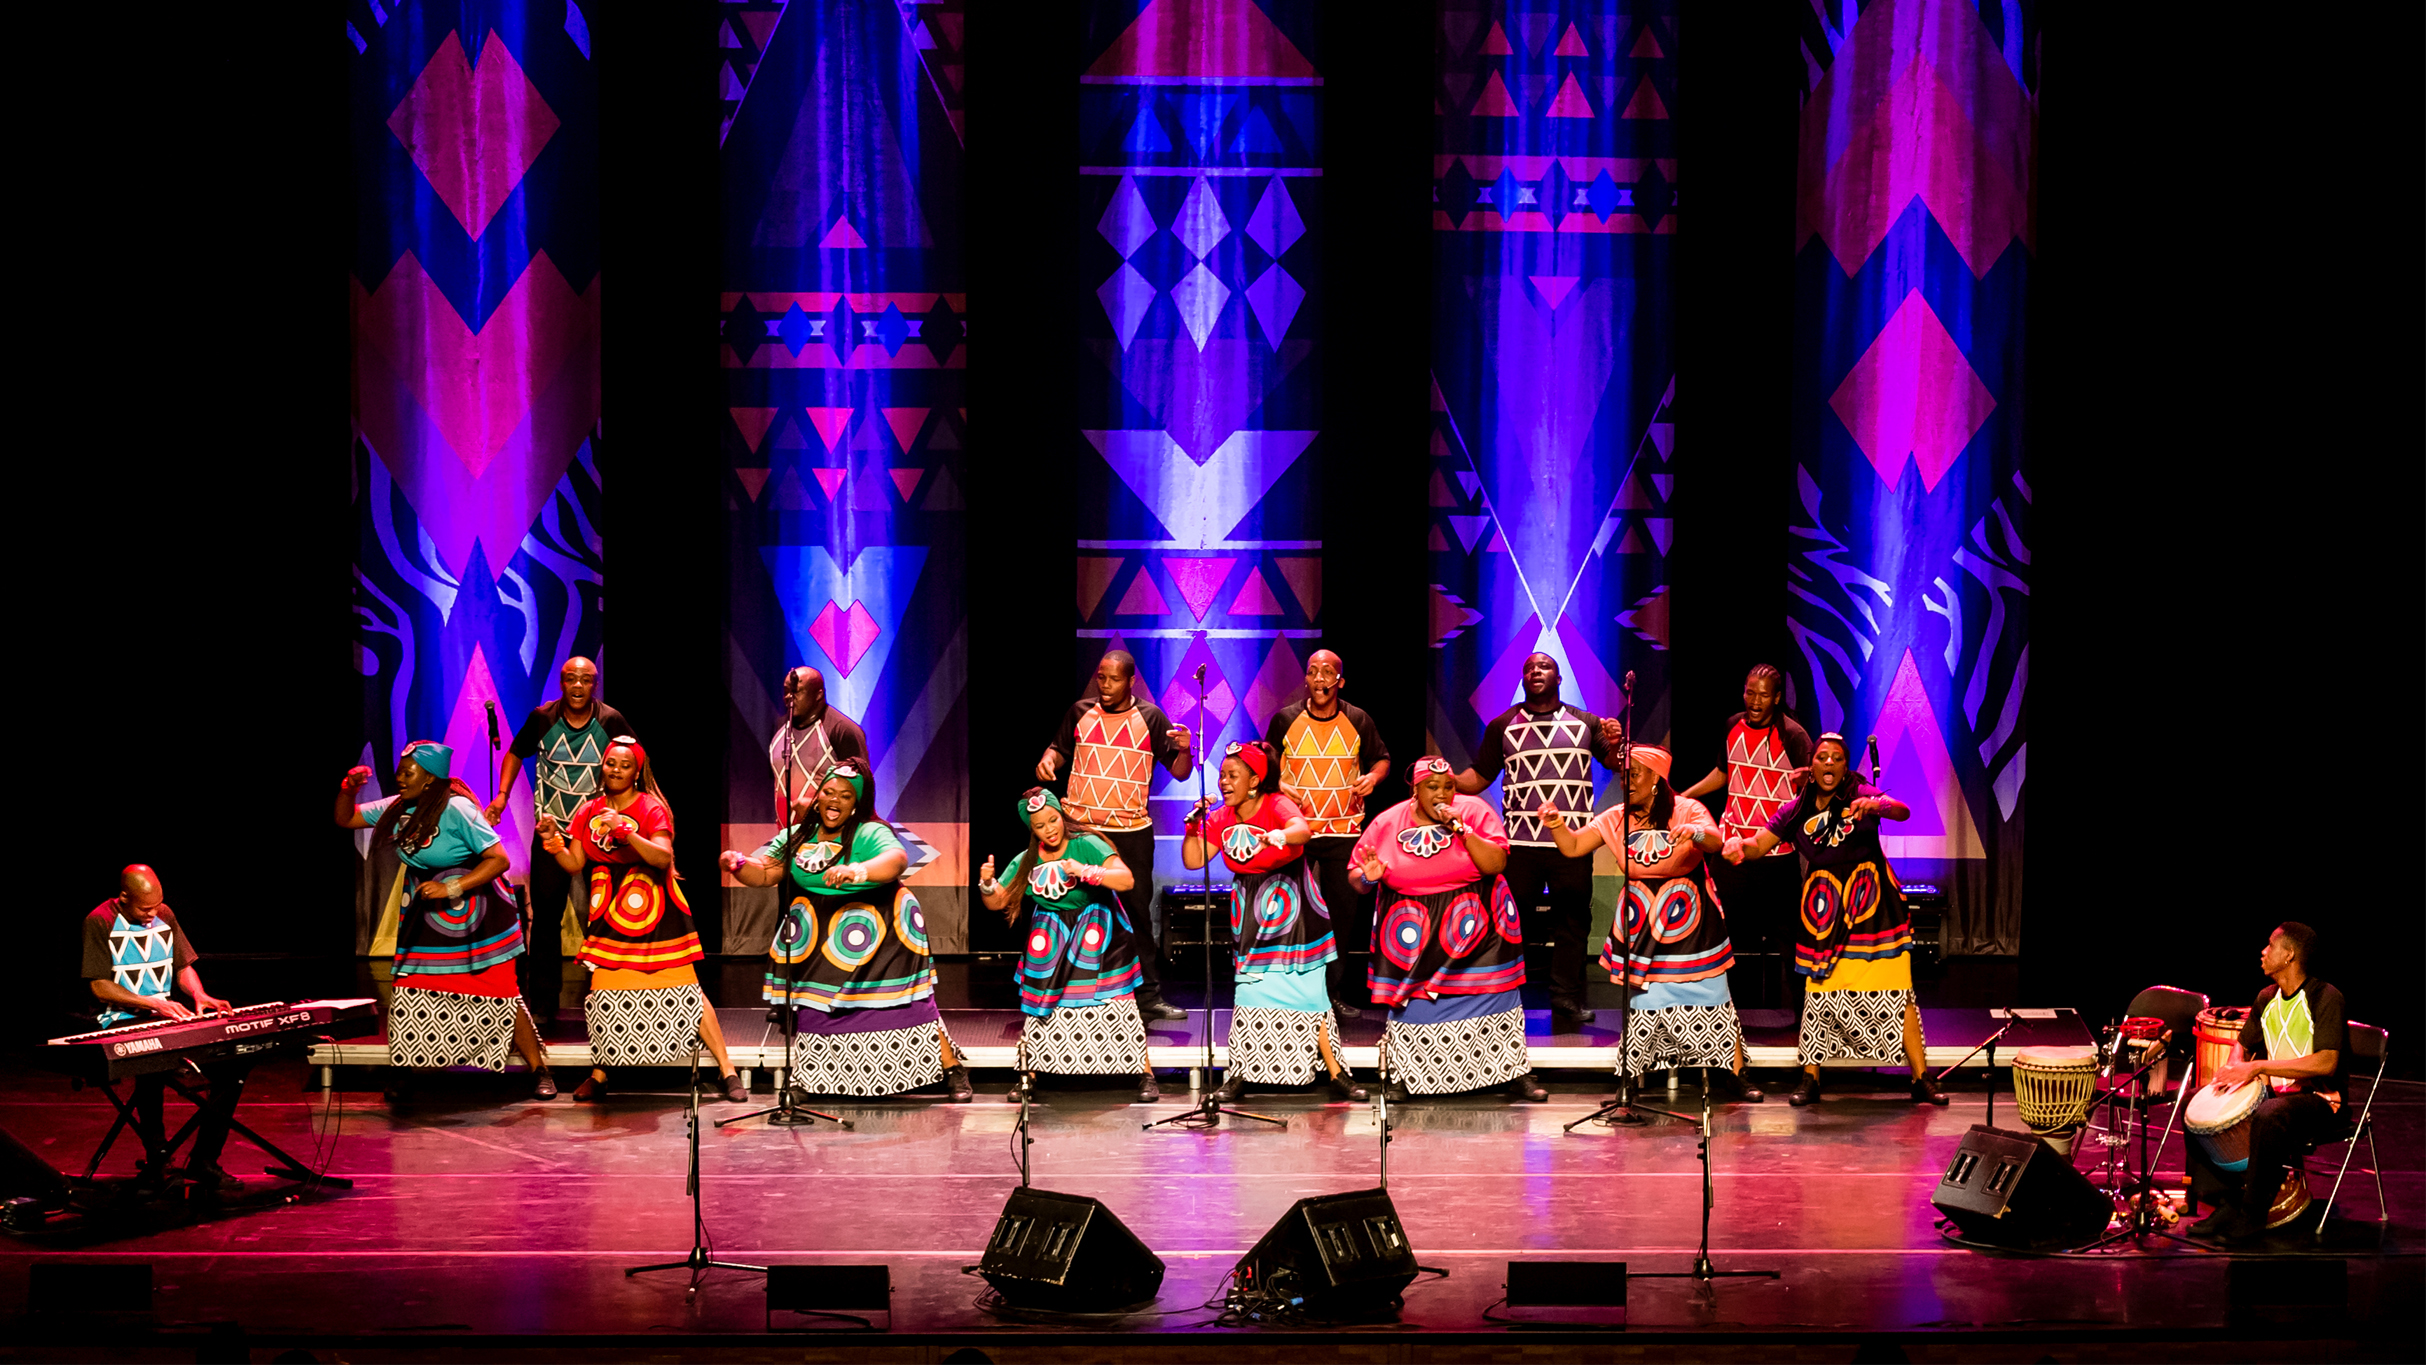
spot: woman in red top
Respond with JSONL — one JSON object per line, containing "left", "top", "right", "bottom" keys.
{"left": 541, "top": 737, "right": 746, "bottom": 1103}
{"left": 1180, "top": 742, "right": 1364, "bottom": 1103}
{"left": 1348, "top": 756, "right": 1544, "bottom": 1102}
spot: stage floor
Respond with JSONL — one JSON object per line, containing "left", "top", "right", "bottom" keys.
{"left": 0, "top": 1055, "right": 2416, "bottom": 1359}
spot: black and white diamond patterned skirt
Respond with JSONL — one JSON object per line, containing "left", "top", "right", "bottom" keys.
{"left": 1020, "top": 999, "right": 1148, "bottom": 1075}
{"left": 787, "top": 1021, "right": 953, "bottom": 1096}
{"left": 387, "top": 987, "right": 529, "bottom": 1072}
{"left": 1798, "top": 988, "right": 1916, "bottom": 1065}
{"left": 1617, "top": 1002, "right": 1743, "bottom": 1078}
{"left": 1382, "top": 1005, "right": 1529, "bottom": 1095}
{"left": 1227, "top": 1006, "right": 1339, "bottom": 1084}
{"left": 585, "top": 985, "right": 706, "bottom": 1067}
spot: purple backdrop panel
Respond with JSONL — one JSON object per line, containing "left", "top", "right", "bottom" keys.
{"left": 1431, "top": 1, "right": 1677, "bottom": 801}
{"left": 1788, "top": 0, "right": 2035, "bottom": 953}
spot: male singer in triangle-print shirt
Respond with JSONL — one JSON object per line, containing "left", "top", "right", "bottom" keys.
{"left": 1263, "top": 649, "right": 1390, "bottom": 1015}
{"left": 1039, "top": 650, "right": 1193, "bottom": 1019}
{"left": 1456, "top": 652, "right": 1623, "bottom": 1034}
{"left": 1680, "top": 665, "right": 1811, "bottom": 1008}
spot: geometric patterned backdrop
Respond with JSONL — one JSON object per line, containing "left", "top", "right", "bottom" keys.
{"left": 1070, "top": 0, "right": 1324, "bottom": 893}
{"left": 717, "top": 0, "right": 971, "bottom": 952}
{"left": 1429, "top": 0, "right": 1678, "bottom": 783}
{"left": 1789, "top": 0, "right": 2034, "bottom": 952}
{"left": 350, "top": 1, "right": 603, "bottom": 888}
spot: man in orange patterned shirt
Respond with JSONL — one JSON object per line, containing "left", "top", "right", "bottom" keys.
{"left": 1037, "top": 651, "right": 1194, "bottom": 1020}
{"left": 1262, "top": 650, "right": 1390, "bottom": 1016}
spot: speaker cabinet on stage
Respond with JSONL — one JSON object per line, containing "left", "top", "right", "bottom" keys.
{"left": 1931, "top": 1124, "right": 2111, "bottom": 1248}
{"left": 978, "top": 1188, "right": 1165, "bottom": 1311}
{"left": 1234, "top": 1188, "right": 1418, "bottom": 1316}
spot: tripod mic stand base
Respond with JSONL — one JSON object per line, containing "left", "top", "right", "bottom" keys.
{"left": 625, "top": 1247, "right": 769, "bottom": 1278}
{"left": 1144, "top": 1098, "right": 1287, "bottom": 1132}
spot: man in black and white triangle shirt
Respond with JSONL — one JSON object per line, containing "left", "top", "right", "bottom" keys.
{"left": 1455, "top": 652, "right": 1624, "bottom": 1035}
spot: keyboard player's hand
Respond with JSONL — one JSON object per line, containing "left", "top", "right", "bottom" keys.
{"left": 149, "top": 999, "right": 195, "bottom": 1022}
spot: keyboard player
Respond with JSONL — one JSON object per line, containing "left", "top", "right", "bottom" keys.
{"left": 79, "top": 864, "right": 245, "bottom": 1196}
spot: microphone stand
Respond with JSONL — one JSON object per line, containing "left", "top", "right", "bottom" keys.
{"left": 1934, "top": 1009, "right": 2017, "bottom": 1131}
{"left": 627, "top": 1050, "right": 768, "bottom": 1282}
{"left": 1147, "top": 663, "right": 1285, "bottom": 1132}
{"left": 1621, "top": 1082, "right": 1780, "bottom": 1283}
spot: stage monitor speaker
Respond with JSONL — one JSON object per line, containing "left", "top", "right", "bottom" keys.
{"left": 765, "top": 1264, "right": 889, "bottom": 1330}
{"left": 1930, "top": 1124, "right": 2111, "bottom": 1248}
{"left": 978, "top": 1188, "right": 1165, "bottom": 1311}
{"left": 0, "top": 1126, "right": 69, "bottom": 1205}
{"left": 1234, "top": 1188, "right": 1417, "bottom": 1317}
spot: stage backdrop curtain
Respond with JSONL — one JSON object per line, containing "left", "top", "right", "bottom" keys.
{"left": 1429, "top": 2, "right": 1678, "bottom": 776}
{"left": 717, "top": 0, "right": 970, "bottom": 954}
{"left": 350, "top": 1, "right": 603, "bottom": 950}
{"left": 1069, "top": 0, "right": 1325, "bottom": 898}
{"left": 1787, "top": 0, "right": 2035, "bottom": 955}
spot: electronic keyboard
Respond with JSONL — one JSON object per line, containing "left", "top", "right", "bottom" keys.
{"left": 42, "top": 999, "right": 381, "bottom": 1081}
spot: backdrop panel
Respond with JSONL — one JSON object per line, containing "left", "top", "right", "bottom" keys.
{"left": 1070, "top": 0, "right": 1325, "bottom": 897}
{"left": 717, "top": 0, "right": 970, "bottom": 954}
{"left": 1429, "top": 0, "right": 1678, "bottom": 780}
{"left": 1788, "top": 0, "right": 2034, "bottom": 953}
{"left": 350, "top": 0, "right": 603, "bottom": 949}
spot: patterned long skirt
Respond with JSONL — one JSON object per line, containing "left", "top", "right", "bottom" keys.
{"left": 1227, "top": 1007, "right": 1341, "bottom": 1084}
{"left": 388, "top": 983, "right": 529, "bottom": 1072}
{"left": 1021, "top": 998, "right": 1148, "bottom": 1075}
{"left": 1383, "top": 1005, "right": 1529, "bottom": 1095}
{"left": 787, "top": 998, "right": 956, "bottom": 1096}
{"left": 586, "top": 982, "right": 707, "bottom": 1066}
{"left": 1618, "top": 1002, "right": 1744, "bottom": 1078}
{"left": 1798, "top": 988, "right": 1917, "bottom": 1065}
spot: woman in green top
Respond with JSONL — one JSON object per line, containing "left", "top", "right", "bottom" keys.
{"left": 978, "top": 787, "right": 1161, "bottom": 1104}
{"left": 721, "top": 761, "right": 971, "bottom": 1102}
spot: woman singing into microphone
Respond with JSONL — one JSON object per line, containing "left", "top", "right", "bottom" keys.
{"left": 1349, "top": 756, "right": 1546, "bottom": 1102}
{"left": 1180, "top": 741, "right": 1365, "bottom": 1103}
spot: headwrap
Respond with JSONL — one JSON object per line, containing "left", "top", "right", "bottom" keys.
{"left": 1408, "top": 755, "right": 1454, "bottom": 782}
{"left": 1629, "top": 744, "right": 1673, "bottom": 780}
{"left": 1018, "top": 787, "right": 1062, "bottom": 824}
{"left": 823, "top": 759, "right": 870, "bottom": 809}
{"left": 1223, "top": 740, "right": 1270, "bottom": 785}
{"left": 402, "top": 740, "right": 453, "bottom": 779}
{"left": 1814, "top": 731, "right": 1850, "bottom": 756}
{"left": 604, "top": 734, "right": 648, "bottom": 771}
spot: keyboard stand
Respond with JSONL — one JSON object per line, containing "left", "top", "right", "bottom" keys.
{"left": 80, "top": 1068, "right": 354, "bottom": 1191}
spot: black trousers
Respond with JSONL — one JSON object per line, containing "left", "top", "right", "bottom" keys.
{"left": 1308, "top": 836, "right": 1370, "bottom": 1006}
{"left": 521, "top": 834, "right": 570, "bottom": 1026}
{"left": 1710, "top": 853, "right": 1801, "bottom": 1010}
{"left": 1098, "top": 826, "right": 1165, "bottom": 1004}
{"left": 2185, "top": 1090, "right": 2341, "bottom": 1218}
{"left": 1502, "top": 844, "right": 1594, "bottom": 1012}
{"left": 131, "top": 1062, "right": 248, "bottom": 1175}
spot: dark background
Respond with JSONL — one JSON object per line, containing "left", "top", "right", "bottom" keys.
{"left": 23, "top": 9, "right": 2420, "bottom": 1064}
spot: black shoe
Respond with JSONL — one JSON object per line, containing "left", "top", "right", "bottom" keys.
{"left": 572, "top": 1074, "right": 608, "bottom": 1102}
{"left": 175, "top": 1164, "right": 245, "bottom": 1199}
{"left": 1330, "top": 1000, "right": 1364, "bottom": 1021}
{"left": 1139, "top": 999, "right": 1188, "bottom": 1022}
{"left": 530, "top": 1069, "right": 558, "bottom": 1101}
{"left": 1207, "top": 1074, "right": 1248, "bottom": 1104}
{"left": 1788, "top": 1074, "right": 1822, "bottom": 1107}
{"left": 2187, "top": 1205, "right": 2253, "bottom": 1243}
{"left": 1728, "top": 1073, "right": 1767, "bottom": 1104}
{"left": 1380, "top": 1080, "right": 1413, "bottom": 1104}
{"left": 943, "top": 1064, "right": 974, "bottom": 1104}
{"left": 1137, "top": 1073, "right": 1163, "bottom": 1104}
{"left": 1508, "top": 1072, "right": 1549, "bottom": 1103}
{"left": 1910, "top": 1075, "right": 1949, "bottom": 1106}
{"left": 720, "top": 1071, "right": 750, "bottom": 1104}
{"left": 383, "top": 1076, "right": 411, "bottom": 1106}
{"left": 1329, "top": 1071, "right": 1369, "bottom": 1102}
{"left": 1551, "top": 1007, "right": 1595, "bottom": 1035}
{"left": 1006, "top": 1080, "right": 1043, "bottom": 1104}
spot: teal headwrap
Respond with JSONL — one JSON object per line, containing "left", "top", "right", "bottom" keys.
{"left": 1017, "top": 787, "right": 1062, "bottom": 825}
{"left": 824, "top": 762, "right": 871, "bottom": 809}
{"left": 404, "top": 741, "right": 454, "bottom": 779}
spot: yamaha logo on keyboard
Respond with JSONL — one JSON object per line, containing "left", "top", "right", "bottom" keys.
{"left": 110, "top": 1037, "right": 164, "bottom": 1058}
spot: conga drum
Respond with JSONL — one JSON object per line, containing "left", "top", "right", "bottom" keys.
{"left": 2117, "top": 1015, "right": 2169, "bottom": 1095}
{"left": 2012, "top": 1044, "right": 2099, "bottom": 1153}
{"left": 2191, "top": 1006, "right": 2247, "bottom": 1091}
{"left": 2182, "top": 1079, "right": 2313, "bottom": 1229}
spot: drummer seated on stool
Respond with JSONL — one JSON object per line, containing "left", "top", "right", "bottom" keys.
{"left": 2186, "top": 921, "right": 2346, "bottom": 1244}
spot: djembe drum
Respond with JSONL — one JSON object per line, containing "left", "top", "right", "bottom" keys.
{"left": 2011, "top": 1044, "right": 2099, "bottom": 1154}
{"left": 2191, "top": 1006, "right": 2248, "bottom": 1091}
{"left": 2183, "top": 1078, "right": 2313, "bottom": 1229}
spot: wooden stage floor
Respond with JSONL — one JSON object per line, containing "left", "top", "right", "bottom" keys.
{"left": 0, "top": 1048, "right": 2416, "bottom": 1360}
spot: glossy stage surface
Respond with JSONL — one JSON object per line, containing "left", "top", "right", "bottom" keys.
{"left": 0, "top": 1043, "right": 2416, "bottom": 1360}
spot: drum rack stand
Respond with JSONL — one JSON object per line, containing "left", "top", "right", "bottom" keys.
{"left": 2074, "top": 1043, "right": 2201, "bottom": 1252}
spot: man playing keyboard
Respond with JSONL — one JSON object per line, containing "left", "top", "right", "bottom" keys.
{"left": 80, "top": 864, "right": 244, "bottom": 1196}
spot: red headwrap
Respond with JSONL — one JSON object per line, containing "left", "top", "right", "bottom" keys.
{"left": 1223, "top": 740, "right": 1270, "bottom": 784}
{"left": 1408, "top": 755, "right": 1454, "bottom": 782}
{"left": 605, "top": 734, "right": 648, "bottom": 771}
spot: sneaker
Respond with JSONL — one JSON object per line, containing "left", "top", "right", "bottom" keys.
{"left": 943, "top": 1064, "right": 975, "bottom": 1104}
{"left": 1787, "top": 1074, "right": 1823, "bottom": 1107}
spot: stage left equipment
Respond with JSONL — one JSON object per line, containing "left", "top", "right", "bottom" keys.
{"left": 1932, "top": 1123, "right": 2112, "bottom": 1248}
{"left": 42, "top": 999, "right": 380, "bottom": 1190}
{"left": 1230, "top": 1188, "right": 1416, "bottom": 1319}
{"left": 977, "top": 1188, "right": 1165, "bottom": 1312}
